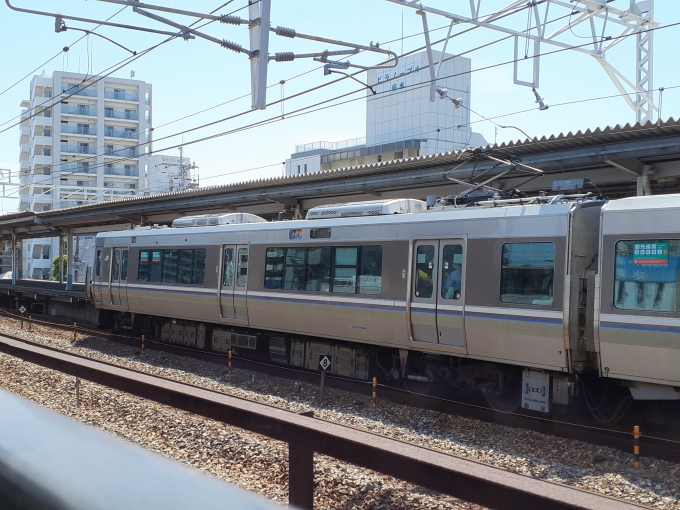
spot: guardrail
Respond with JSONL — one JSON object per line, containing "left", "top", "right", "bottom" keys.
{"left": 0, "top": 335, "right": 642, "bottom": 510}
{"left": 0, "top": 388, "right": 278, "bottom": 510}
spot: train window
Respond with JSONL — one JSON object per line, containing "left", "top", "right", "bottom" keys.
{"left": 264, "top": 245, "right": 382, "bottom": 294}
{"left": 236, "top": 248, "right": 248, "bottom": 287}
{"left": 284, "top": 248, "right": 306, "bottom": 290}
{"left": 112, "top": 249, "right": 121, "bottom": 281}
{"left": 149, "top": 250, "right": 162, "bottom": 282}
{"left": 95, "top": 250, "right": 101, "bottom": 277}
{"left": 223, "top": 248, "right": 235, "bottom": 287}
{"left": 138, "top": 251, "right": 150, "bottom": 281}
{"left": 614, "top": 240, "right": 680, "bottom": 312}
{"left": 264, "top": 248, "right": 283, "bottom": 289}
{"left": 306, "top": 247, "right": 331, "bottom": 292}
{"left": 333, "top": 247, "right": 358, "bottom": 294}
{"left": 500, "top": 243, "right": 554, "bottom": 305}
{"left": 179, "top": 250, "right": 194, "bottom": 284}
{"left": 415, "top": 245, "right": 435, "bottom": 299}
{"left": 120, "top": 250, "right": 128, "bottom": 281}
{"left": 358, "top": 246, "right": 382, "bottom": 295}
{"left": 193, "top": 249, "right": 206, "bottom": 285}
{"left": 441, "top": 245, "right": 463, "bottom": 300}
{"left": 162, "top": 250, "right": 179, "bottom": 283}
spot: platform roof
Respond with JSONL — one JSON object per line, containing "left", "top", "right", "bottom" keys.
{"left": 3, "top": 118, "right": 680, "bottom": 240}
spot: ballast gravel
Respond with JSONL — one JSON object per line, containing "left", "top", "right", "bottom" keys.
{"left": 0, "top": 315, "right": 678, "bottom": 509}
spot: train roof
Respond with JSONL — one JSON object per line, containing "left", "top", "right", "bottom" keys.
{"left": 602, "top": 193, "right": 680, "bottom": 213}
{"left": 601, "top": 193, "right": 680, "bottom": 236}
{"left": 99, "top": 198, "right": 589, "bottom": 241}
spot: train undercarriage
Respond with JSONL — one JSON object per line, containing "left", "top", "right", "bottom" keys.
{"left": 99, "top": 308, "right": 672, "bottom": 424}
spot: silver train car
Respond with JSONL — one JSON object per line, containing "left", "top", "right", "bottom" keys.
{"left": 89, "top": 194, "right": 680, "bottom": 417}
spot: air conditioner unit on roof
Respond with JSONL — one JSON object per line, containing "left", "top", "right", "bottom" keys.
{"left": 306, "top": 198, "right": 427, "bottom": 219}
{"left": 171, "top": 213, "right": 266, "bottom": 228}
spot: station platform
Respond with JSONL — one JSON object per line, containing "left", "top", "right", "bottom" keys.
{"left": 0, "top": 279, "right": 87, "bottom": 301}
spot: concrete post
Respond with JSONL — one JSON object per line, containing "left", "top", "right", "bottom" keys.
{"left": 66, "top": 230, "right": 74, "bottom": 290}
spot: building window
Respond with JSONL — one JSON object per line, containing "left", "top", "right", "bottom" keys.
{"left": 42, "top": 147, "right": 51, "bottom": 156}
{"left": 43, "top": 128, "right": 51, "bottom": 137}
{"left": 297, "top": 165, "right": 300, "bottom": 175}
{"left": 43, "top": 167, "right": 51, "bottom": 175}
{"left": 500, "top": 243, "right": 555, "bottom": 305}
{"left": 304, "top": 164, "right": 307, "bottom": 174}
{"left": 377, "top": 155, "right": 382, "bottom": 162}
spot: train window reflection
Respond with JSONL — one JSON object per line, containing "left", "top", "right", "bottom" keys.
{"left": 121, "top": 250, "right": 128, "bottom": 281}
{"left": 162, "top": 250, "right": 178, "bottom": 284}
{"left": 284, "top": 248, "right": 306, "bottom": 290}
{"left": 139, "top": 249, "right": 206, "bottom": 285}
{"left": 500, "top": 243, "right": 554, "bottom": 305}
{"left": 112, "top": 249, "right": 120, "bottom": 281}
{"left": 441, "top": 245, "right": 463, "bottom": 300}
{"left": 236, "top": 248, "right": 248, "bottom": 288}
{"left": 614, "top": 240, "right": 680, "bottom": 312}
{"left": 223, "top": 248, "right": 236, "bottom": 287}
{"left": 95, "top": 250, "right": 102, "bottom": 278}
{"left": 264, "top": 246, "right": 382, "bottom": 294}
{"left": 358, "top": 246, "right": 382, "bottom": 295}
{"left": 415, "top": 245, "right": 435, "bottom": 299}
{"left": 306, "top": 247, "right": 331, "bottom": 292}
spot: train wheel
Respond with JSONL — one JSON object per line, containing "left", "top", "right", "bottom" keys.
{"left": 484, "top": 369, "right": 521, "bottom": 413}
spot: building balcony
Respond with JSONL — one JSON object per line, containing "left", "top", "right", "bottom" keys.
{"left": 20, "top": 160, "right": 30, "bottom": 171}
{"left": 104, "top": 110, "right": 138, "bottom": 121}
{"left": 61, "top": 144, "right": 97, "bottom": 155}
{"left": 32, "top": 135, "right": 52, "bottom": 147}
{"left": 62, "top": 163, "right": 97, "bottom": 175}
{"left": 104, "top": 128, "right": 137, "bottom": 139}
{"left": 33, "top": 116, "right": 52, "bottom": 127}
{"left": 104, "top": 147, "right": 139, "bottom": 158}
{"left": 32, "top": 155, "right": 52, "bottom": 166}
{"left": 104, "top": 90, "right": 138, "bottom": 102}
{"left": 62, "top": 86, "right": 97, "bottom": 98}
{"left": 61, "top": 125, "right": 97, "bottom": 136}
{"left": 104, "top": 165, "right": 139, "bottom": 177}
{"left": 61, "top": 105, "right": 97, "bottom": 117}
{"left": 20, "top": 143, "right": 29, "bottom": 155}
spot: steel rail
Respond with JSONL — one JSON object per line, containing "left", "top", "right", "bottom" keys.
{"left": 2, "top": 306, "right": 679, "bottom": 465}
{"left": 0, "top": 334, "right": 643, "bottom": 510}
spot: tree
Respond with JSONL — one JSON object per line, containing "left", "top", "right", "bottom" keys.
{"left": 52, "top": 255, "right": 67, "bottom": 281}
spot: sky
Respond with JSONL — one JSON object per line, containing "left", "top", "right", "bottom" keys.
{"left": 0, "top": 0, "right": 678, "bottom": 213}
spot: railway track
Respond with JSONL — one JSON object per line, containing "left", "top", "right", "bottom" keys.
{"left": 2, "top": 307, "right": 680, "bottom": 466}
{"left": 0, "top": 330, "right": 648, "bottom": 510}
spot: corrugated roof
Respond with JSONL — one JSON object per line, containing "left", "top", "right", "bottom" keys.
{"left": 3, "top": 117, "right": 680, "bottom": 230}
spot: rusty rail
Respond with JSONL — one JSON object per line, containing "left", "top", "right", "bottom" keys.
{"left": 0, "top": 335, "right": 642, "bottom": 510}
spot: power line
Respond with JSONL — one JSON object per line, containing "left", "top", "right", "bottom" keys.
{"left": 10, "top": 10, "right": 680, "bottom": 181}
{"left": 0, "top": 5, "right": 129, "bottom": 99}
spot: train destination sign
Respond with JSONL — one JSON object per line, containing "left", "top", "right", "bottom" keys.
{"left": 319, "top": 355, "right": 332, "bottom": 371}
{"left": 633, "top": 242, "right": 669, "bottom": 265}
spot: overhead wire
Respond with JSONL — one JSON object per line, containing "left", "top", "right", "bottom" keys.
{"left": 6, "top": 4, "right": 678, "bottom": 192}
{"left": 18, "top": 15, "right": 680, "bottom": 184}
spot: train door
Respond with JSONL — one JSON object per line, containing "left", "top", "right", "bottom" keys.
{"left": 219, "top": 245, "right": 235, "bottom": 319}
{"left": 93, "top": 247, "right": 103, "bottom": 305}
{"left": 234, "top": 245, "right": 249, "bottom": 321}
{"left": 436, "top": 240, "right": 466, "bottom": 350}
{"left": 411, "top": 241, "right": 439, "bottom": 343}
{"left": 410, "top": 239, "right": 467, "bottom": 350}
{"left": 109, "top": 247, "right": 129, "bottom": 308}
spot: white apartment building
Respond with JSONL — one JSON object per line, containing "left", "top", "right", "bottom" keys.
{"left": 285, "top": 50, "right": 486, "bottom": 176}
{"left": 18, "top": 71, "right": 153, "bottom": 279}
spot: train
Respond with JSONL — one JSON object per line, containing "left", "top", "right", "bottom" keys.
{"left": 88, "top": 190, "right": 680, "bottom": 421}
